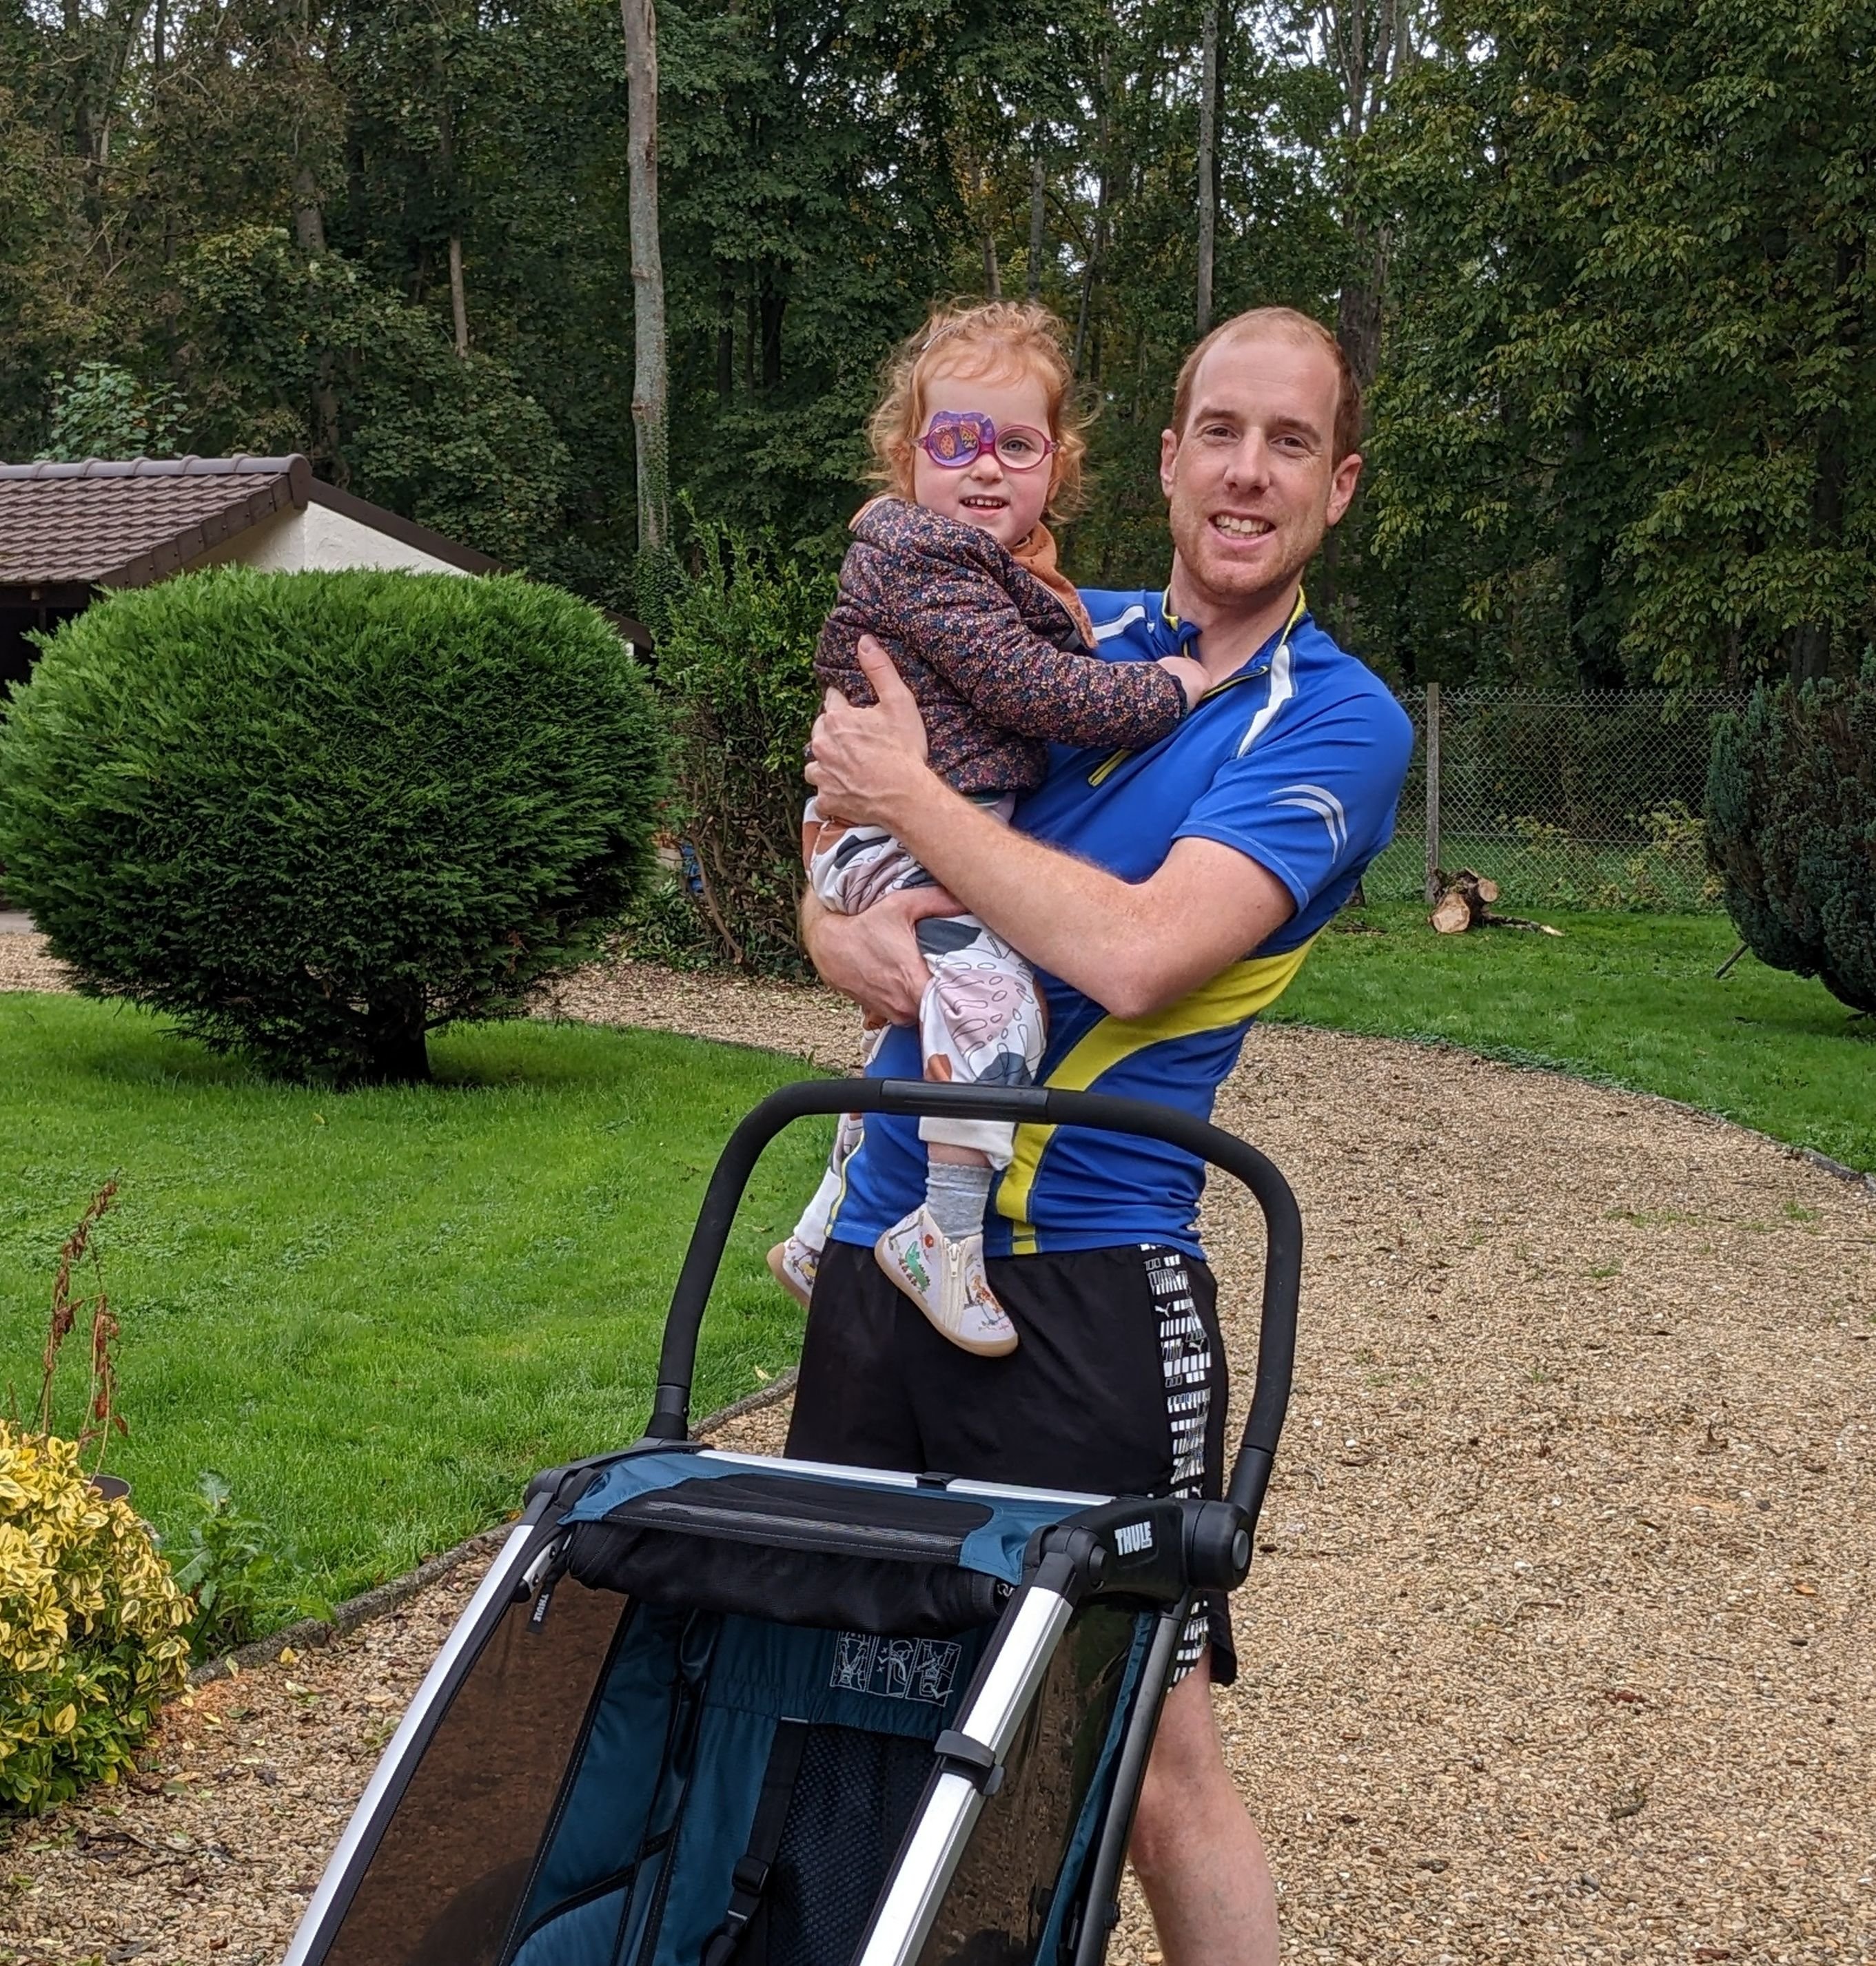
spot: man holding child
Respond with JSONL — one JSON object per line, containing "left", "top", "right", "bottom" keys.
{"left": 796, "top": 303, "right": 1414, "bottom": 1966}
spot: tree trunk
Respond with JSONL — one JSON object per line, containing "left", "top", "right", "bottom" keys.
{"left": 364, "top": 1007, "right": 432, "bottom": 1085}
{"left": 716, "top": 265, "right": 735, "bottom": 402}
{"left": 1791, "top": 240, "right": 1858, "bottom": 684}
{"left": 1027, "top": 151, "right": 1045, "bottom": 299}
{"left": 621, "top": 0, "right": 670, "bottom": 554}
{"left": 1562, "top": 416, "right": 1622, "bottom": 686}
{"left": 1334, "top": 222, "right": 1385, "bottom": 386}
{"left": 759, "top": 266, "right": 784, "bottom": 389}
{"left": 1074, "top": 53, "right": 1112, "bottom": 380}
{"left": 745, "top": 279, "right": 757, "bottom": 396}
{"left": 982, "top": 229, "right": 1001, "bottom": 300}
{"left": 437, "top": 95, "right": 469, "bottom": 356}
{"left": 292, "top": 155, "right": 340, "bottom": 471}
{"left": 1195, "top": 0, "right": 1219, "bottom": 337}
{"left": 292, "top": 162, "right": 326, "bottom": 253}
{"left": 1790, "top": 405, "right": 1845, "bottom": 682}
{"left": 448, "top": 235, "right": 470, "bottom": 355}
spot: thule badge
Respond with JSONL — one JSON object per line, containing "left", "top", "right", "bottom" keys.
{"left": 1114, "top": 1521, "right": 1154, "bottom": 1557}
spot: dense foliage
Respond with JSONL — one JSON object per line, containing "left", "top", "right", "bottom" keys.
{"left": 0, "top": 1425, "right": 192, "bottom": 1815}
{"left": 0, "top": 569, "right": 664, "bottom": 1082}
{"left": 2, "top": 0, "right": 1868, "bottom": 689}
{"left": 1369, "top": 0, "right": 1875, "bottom": 692}
{"left": 1706, "top": 667, "right": 1876, "bottom": 1015}
{"left": 653, "top": 517, "right": 835, "bottom": 974}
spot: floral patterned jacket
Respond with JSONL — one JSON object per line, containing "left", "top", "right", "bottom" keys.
{"left": 815, "top": 498, "right": 1187, "bottom": 795}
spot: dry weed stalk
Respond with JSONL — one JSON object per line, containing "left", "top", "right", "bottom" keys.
{"left": 33, "top": 1178, "right": 129, "bottom": 1471}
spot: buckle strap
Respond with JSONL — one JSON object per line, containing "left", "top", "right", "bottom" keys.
{"left": 700, "top": 1719, "right": 810, "bottom": 1966}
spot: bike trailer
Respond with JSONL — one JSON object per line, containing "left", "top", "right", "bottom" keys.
{"left": 283, "top": 1078, "right": 1301, "bottom": 1966}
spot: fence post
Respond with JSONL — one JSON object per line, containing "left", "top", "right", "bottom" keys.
{"left": 1423, "top": 680, "right": 1442, "bottom": 903}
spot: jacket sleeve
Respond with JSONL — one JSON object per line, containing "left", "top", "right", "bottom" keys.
{"left": 889, "top": 544, "right": 1188, "bottom": 749}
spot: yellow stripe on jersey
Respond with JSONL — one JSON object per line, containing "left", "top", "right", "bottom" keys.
{"left": 996, "top": 935, "right": 1317, "bottom": 1253}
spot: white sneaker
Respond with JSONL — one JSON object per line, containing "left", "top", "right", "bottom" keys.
{"left": 874, "top": 1207, "right": 1019, "bottom": 1358}
{"left": 767, "top": 1236, "right": 819, "bottom": 1310}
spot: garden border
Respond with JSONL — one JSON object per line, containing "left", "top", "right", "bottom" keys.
{"left": 185, "top": 1368, "right": 802, "bottom": 1686}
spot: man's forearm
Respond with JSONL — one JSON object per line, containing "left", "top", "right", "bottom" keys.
{"left": 803, "top": 642, "right": 1294, "bottom": 1019}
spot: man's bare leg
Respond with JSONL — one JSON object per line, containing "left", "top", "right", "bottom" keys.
{"left": 1129, "top": 1654, "right": 1278, "bottom": 1966}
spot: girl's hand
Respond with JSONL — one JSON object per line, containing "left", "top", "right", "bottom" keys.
{"left": 1156, "top": 654, "right": 1210, "bottom": 708}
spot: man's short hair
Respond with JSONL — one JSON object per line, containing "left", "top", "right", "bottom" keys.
{"left": 1170, "top": 307, "right": 1363, "bottom": 464}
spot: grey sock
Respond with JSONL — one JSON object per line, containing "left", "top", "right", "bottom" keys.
{"left": 926, "top": 1159, "right": 993, "bottom": 1240}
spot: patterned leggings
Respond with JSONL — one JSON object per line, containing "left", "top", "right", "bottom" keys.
{"left": 803, "top": 796, "right": 1046, "bottom": 1166}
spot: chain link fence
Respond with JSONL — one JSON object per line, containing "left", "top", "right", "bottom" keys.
{"left": 1363, "top": 688, "right": 1749, "bottom": 912}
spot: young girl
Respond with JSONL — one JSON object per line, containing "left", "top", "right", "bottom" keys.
{"left": 770, "top": 301, "right": 1207, "bottom": 1355}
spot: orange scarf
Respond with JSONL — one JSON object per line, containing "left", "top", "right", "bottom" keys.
{"left": 1010, "top": 521, "right": 1096, "bottom": 647}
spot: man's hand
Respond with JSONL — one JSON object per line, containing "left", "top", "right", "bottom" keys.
{"left": 806, "top": 635, "right": 933, "bottom": 830}
{"left": 1156, "top": 654, "right": 1210, "bottom": 708}
{"left": 800, "top": 886, "right": 959, "bottom": 1025}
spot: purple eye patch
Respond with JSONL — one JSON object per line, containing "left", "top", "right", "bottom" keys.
{"left": 921, "top": 410, "right": 997, "bottom": 464}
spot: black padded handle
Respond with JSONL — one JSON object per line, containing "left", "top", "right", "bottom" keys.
{"left": 648, "top": 1078, "right": 1301, "bottom": 1525}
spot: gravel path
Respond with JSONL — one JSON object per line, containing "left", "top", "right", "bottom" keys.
{"left": 3, "top": 949, "right": 1870, "bottom": 1965}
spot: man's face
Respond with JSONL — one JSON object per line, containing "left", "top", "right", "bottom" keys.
{"left": 1159, "top": 329, "right": 1362, "bottom": 613}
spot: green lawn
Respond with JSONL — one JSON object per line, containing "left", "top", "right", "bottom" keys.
{"left": 1270, "top": 905, "right": 1873, "bottom": 1174}
{"left": 0, "top": 993, "right": 829, "bottom": 1608}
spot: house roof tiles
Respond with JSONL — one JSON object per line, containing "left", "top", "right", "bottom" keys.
{"left": 0, "top": 455, "right": 311, "bottom": 588}
{"left": 0, "top": 453, "right": 651, "bottom": 647}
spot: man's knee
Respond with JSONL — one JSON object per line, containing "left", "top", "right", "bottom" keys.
{"left": 1132, "top": 1663, "right": 1234, "bottom": 1872}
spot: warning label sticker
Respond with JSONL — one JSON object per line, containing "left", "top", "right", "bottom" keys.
{"left": 830, "top": 1632, "right": 961, "bottom": 1706}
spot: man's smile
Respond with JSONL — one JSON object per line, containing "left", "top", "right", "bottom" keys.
{"left": 1211, "top": 513, "right": 1274, "bottom": 538}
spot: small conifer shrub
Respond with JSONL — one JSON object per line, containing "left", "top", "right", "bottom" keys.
{"left": 0, "top": 568, "right": 664, "bottom": 1081}
{"left": 1706, "top": 666, "right": 1876, "bottom": 1014}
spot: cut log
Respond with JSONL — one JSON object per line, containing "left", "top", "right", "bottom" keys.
{"left": 1429, "top": 867, "right": 1491, "bottom": 932}
{"left": 1430, "top": 885, "right": 1476, "bottom": 934}
{"left": 1428, "top": 868, "right": 1564, "bottom": 937}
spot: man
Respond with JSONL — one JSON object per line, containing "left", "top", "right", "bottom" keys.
{"left": 797, "top": 307, "right": 1414, "bottom": 1965}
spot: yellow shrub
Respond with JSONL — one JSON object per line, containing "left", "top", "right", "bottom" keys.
{"left": 0, "top": 1424, "right": 190, "bottom": 1814}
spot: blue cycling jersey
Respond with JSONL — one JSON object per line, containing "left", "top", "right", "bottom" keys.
{"left": 828, "top": 586, "right": 1415, "bottom": 1259}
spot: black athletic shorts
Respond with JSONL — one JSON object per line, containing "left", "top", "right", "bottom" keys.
{"left": 786, "top": 1239, "right": 1236, "bottom": 1685}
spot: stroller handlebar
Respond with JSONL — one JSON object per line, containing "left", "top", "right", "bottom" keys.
{"left": 649, "top": 1078, "right": 1301, "bottom": 1526}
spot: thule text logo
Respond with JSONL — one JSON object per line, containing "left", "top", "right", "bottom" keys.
{"left": 1114, "top": 1521, "right": 1154, "bottom": 1557}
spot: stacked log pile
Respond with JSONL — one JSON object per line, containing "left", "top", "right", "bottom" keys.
{"left": 1428, "top": 869, "right": 1564, "bottom": 936}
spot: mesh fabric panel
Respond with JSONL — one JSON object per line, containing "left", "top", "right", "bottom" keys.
{"left": 766, "top": 1726, "right": 934, "bottom": 1966}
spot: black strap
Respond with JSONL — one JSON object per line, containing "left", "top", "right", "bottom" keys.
{"left": 700, "top": 1720, "right": 811, "bottom": 1966}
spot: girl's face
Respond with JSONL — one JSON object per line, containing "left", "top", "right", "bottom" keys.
{"left": 909, "top": 362, "right": 1056, "bottom": 551}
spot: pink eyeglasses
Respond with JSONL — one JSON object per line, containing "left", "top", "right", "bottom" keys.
{"left": 916, "top": 409, "right": 1057, "bottom": 473}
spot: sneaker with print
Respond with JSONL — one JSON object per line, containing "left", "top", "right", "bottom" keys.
{"left": 873, "top": 1205, "right": 1019, "bottom": 1357}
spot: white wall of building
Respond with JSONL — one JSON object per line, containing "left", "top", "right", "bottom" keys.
{"left": 185, "top": 502, "right": 470, "bottom": 577}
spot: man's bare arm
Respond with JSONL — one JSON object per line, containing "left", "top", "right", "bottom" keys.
{"left": 806, "top": 640, "right": 1295, "bottom": 1020}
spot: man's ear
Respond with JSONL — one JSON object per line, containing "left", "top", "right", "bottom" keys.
{"left": 1159, "top": 426, "right": 1180, "bottom": 499}
{"left": 1325, "top": 450, "right": 1363, "bottom": 526}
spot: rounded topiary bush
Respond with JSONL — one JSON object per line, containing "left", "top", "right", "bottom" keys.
{"left": 0, "top": 1425, "right": 192, "bottom": 1814}
{"left": 0, "top": 568, "right": 664, "bottom": 1081}
{"left": 1706, "top": 665, "right": 1876, "bottom": 1014}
